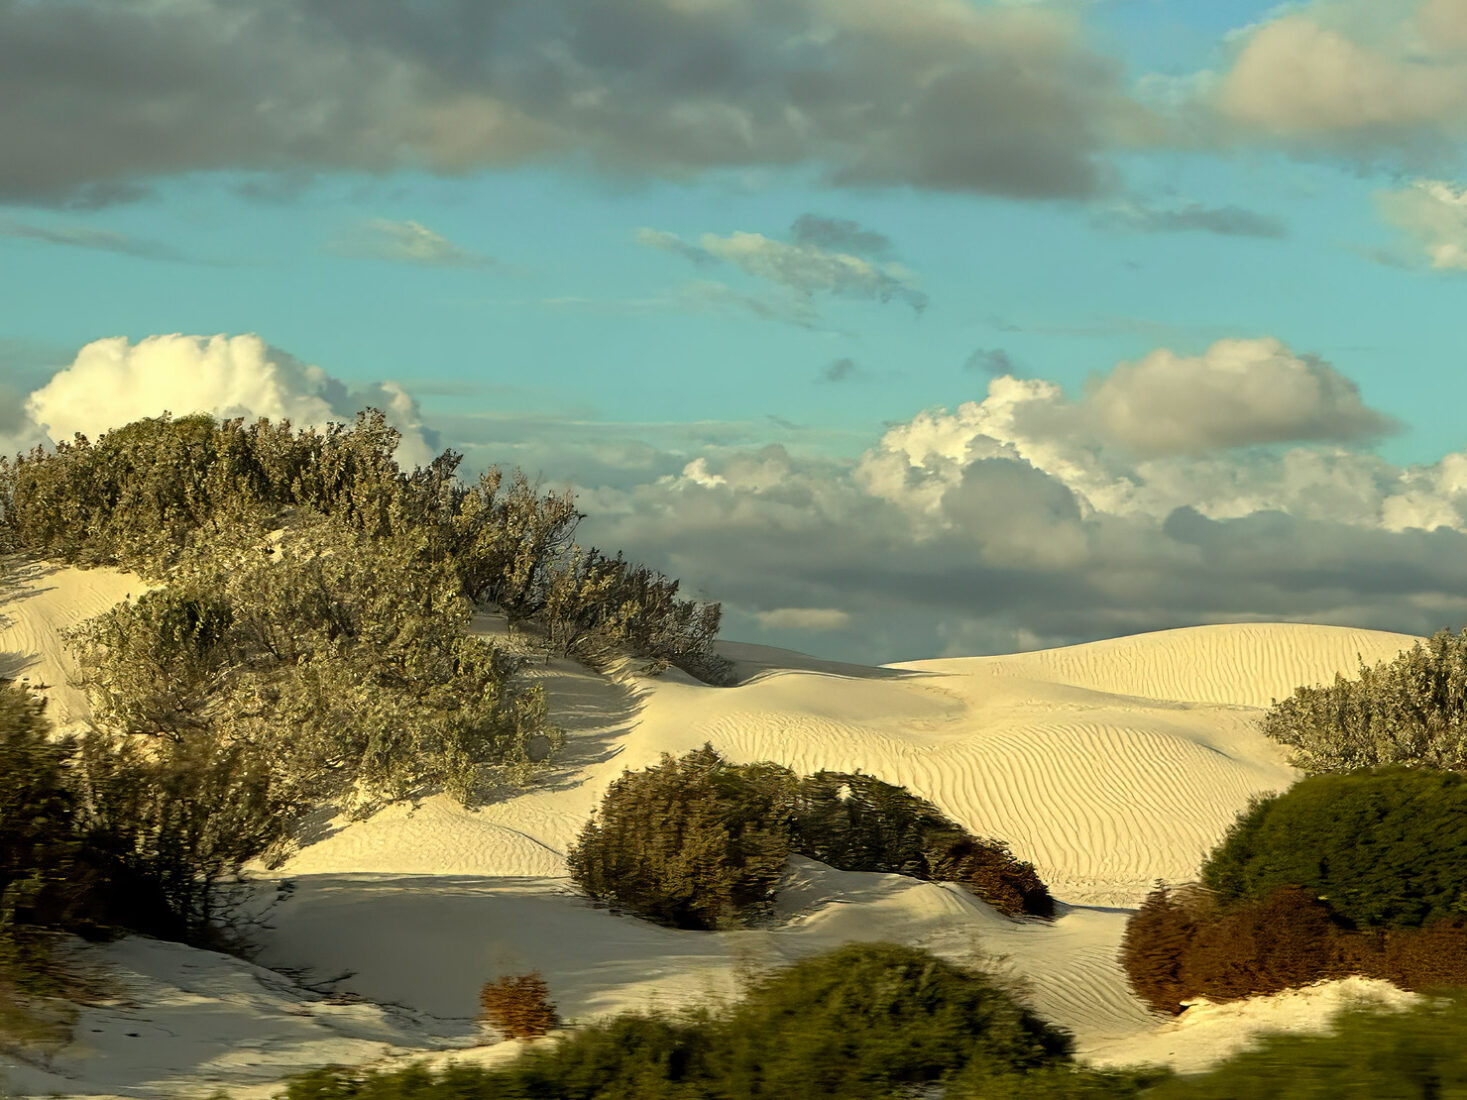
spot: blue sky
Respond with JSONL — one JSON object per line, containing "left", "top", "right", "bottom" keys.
{"left": 5, "top": 0, "right": 1467, "bottom": 662}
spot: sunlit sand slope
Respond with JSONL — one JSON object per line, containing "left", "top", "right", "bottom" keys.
{"left": 0, "top": 560, "right": 142, "bottom": 732}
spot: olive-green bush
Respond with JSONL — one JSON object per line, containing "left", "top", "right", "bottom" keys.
{"left": 568, "top": 747, "right": 792, "bottom": 930}
{"left": 1264, "top": 629, "right": 1467, "bottom": 773}
{"left": 569, "top": 748, "right": 1053, "bottom": 930}
{"left": 790, "top": 770, "right": 1053, "bottom": 918}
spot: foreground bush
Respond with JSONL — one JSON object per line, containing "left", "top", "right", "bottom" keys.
{"left": 1148, "top": 993, "right": 1467, "bottom": 1099}
{"left": 1264, "top": 629, "right": 1467, "bottom": 773}
{"left": 279, "top": 943, "right": 1155, "bottom": 1100}
{"left": 570, "top": 749, "right": 1054, "bottom": 930}
{"left": 1201, "top": 769, "right": 1467, "bottom": 930}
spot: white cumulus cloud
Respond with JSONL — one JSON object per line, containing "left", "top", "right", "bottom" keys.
{"left": 1377, "top": 178, "right": 1467, "bottom": 270}
{"left": 21, "top": 333, "right": 438, "bottom": 469}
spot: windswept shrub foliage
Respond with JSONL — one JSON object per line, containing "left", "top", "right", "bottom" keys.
{"left": 568, "top": 746, "right": 793, "bottom": 930}
{"left": 1264, "top": 629, "right": 1467, "bottom": 772}
{"left": 74, "top": 519, "right": 558, "bottom": 809}
{"left": 1123, "top": 770, "right": 1467, "bottom": 1013}
{"left": 569, "top": 748, "right": 1052, "bottom": 929}
{"left": 280, "top": 943, "right": 1155, "bottom": 1100}
{"left": 0, "top": 410, "right": 729, "bottom": 681}
{"left": 1201, "top": 769, "right": 1467, "bottom": 930}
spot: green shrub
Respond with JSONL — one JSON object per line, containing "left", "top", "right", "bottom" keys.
{"left": 0, "top": 410, "right": 729, "bottom": 682}
{"left": 568, "top": 747, "right": 793, "bottom": 930}
{"left": 1264, "top": 629, "right": 1467, "bottom": 773}
{"left": 1200, "top": 768, "right": 1467, "bottom": 929}
{"left": 714, "top": 942, "right": 1073, "bottom": 1098}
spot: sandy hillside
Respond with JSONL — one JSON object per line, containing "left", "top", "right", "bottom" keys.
{"left": 0, "top": 562, "right": 1426, "bottom": 1099}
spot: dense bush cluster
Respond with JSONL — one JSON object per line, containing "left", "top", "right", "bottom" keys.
{"left": 568, "top": 747, "right": 1052, "bottom": 930}
{"left": 1201, "top": 769, "right": 1467, "bottom": 929}
{"left": 1263, "top": 629, "right": 1467, "bottom": 773}
{"left": 0, "top": 410, "right": 729, "bottom": 681}
{"left": 789, "top": 770, "right": 1054, "bottom": 918}
{"left": 1121, "top": 769, "right": 1467, "bottom": 1013}
{"left": 280, "top": 943, "right": 1156, "bottom": 1100}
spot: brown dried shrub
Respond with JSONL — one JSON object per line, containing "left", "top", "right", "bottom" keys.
{"left": 1383, "top": 920, "right": 1467, "bottom": 989}
{"left": 1123, "top": 886, "right": 1467, "bottom": 1015}
{"left": 477, "top": 971, "right": 559, "bottom": 1040}
{"left": 929, "top": 836, "right": 1054, "bottom": 919}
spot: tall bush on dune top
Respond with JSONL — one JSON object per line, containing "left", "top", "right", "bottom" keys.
{"left": 0, "top": 409, "right": 730, "bottom": 682}
{"left": 1264, "top": 629, "right": 1467, "bottom": 773}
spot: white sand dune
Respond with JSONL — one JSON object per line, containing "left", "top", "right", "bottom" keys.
{"left": 0, "top": 559, "right": 145, "bottom": 734}
{"left": 0, "top": 562, "right": 1428, "bottom": 1098}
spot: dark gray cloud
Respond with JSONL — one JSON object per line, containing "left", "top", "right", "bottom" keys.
{"left": 1096, "top": 200, "right": 1288, "bottom": 238}
{"left": 964, "top": 347, "right": 1017, "bottom": 375}
{"left": 790, "top": 214, "right": 894, "bottom": 259}
{"left": 819, "top": 357, "right": 860, "bottom": 383}
{"left": 0, "top": 0, "right": 1140, "bottom": 204}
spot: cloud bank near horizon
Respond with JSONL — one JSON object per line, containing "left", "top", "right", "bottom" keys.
{"left": 8, "top": 330, "right": 1465, "bottom": 663}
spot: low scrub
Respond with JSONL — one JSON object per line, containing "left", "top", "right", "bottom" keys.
{"left": 1148, "top": 992, "right": 1467, "bottom": 1099}
{"left": 279, "top": 943, "right": 1156, "bottom": 1100}
{"left": 569, "top": 747, "right": 1052, "bottom": 930}
{"left": 478, "top": 972, "right": 559, "bottom": 1040}
{"left": 790, "top": 770, "right": 1053, "bottom": 918}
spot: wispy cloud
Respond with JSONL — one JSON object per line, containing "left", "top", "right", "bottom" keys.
{"left": 1094, "top": 199, "right": 1287, "bottom": 238}
{"left": 0, "top": 216, "right": 183, "bottom": 260}
{"left": 637, "top": 223, "right": 927, "bottom": 325}
{"left": 327, "top": 218, "right": 491, "bottom": 268}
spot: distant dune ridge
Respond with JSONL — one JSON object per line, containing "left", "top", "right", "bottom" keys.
{"left": 0, "top": 563, "right": 1425, "bottom": 1098}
